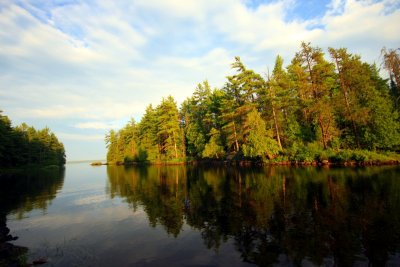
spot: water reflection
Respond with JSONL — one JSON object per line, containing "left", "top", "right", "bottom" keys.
{"left": 107, "top": 165, "right": 400, "bottom": 266}
{"left": 0, "top": 167, "right": 65, "bottom": 265}
{"left": 107, "top": 165, "right": 187, "bottom": 237}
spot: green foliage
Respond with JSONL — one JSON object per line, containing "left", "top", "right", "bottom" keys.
{"left": 106, "top": 43, "right": 400, "bottom": 164}
{"left": 220, "top": 57, "right": 266, "bottom": 154}
{"left": 359, "top": 64, "right": 400, "bottom": 149}
{"left": 156, "top": 96, "right": 185, "bottom": 160}
{"left": 288, "top": 42, "right": 338, "bottom": 149}
{"left": 242, "top": 109, "right": 280, "bottom": 158}
{"left": 202, "top": 128, "right": 225, "bottom": 159}
{"left": 181, "top": 81, "right": 217, "bottom": 157}
{"left": 328, "top": 149, "right": 400, "bottom": 163}
{"left": 288, "top": 142, "right": 323, "bottom": 162}
{"left": 106, "top": 97, "right": 185, "bottom": 164}
{"left": 381, "top": 47, "right": 400, "bottom": 105}
{"left": 185, "top": 121, "right": 206, "bottom": 157}
{"left": 0, "top": 111, "right": 65, "bottom": 167}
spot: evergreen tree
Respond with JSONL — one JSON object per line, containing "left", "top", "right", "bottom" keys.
{"left": 289, "top": 42, "right": 338, "bottom": 149}
{"left": 242, "top": 109, "right": 280, "bottom": 158}
{"left": 329, "top": 47, "right": 363, "bottom": 148}
{"left": 226, "top": 57, "right": 264, "bottom": 105}
{"left": 181, "top": 81, "right": 213, "bottom": 157}
{"left": 381, "top": 47, "right": 400, "bottom": 104}
{"left": 221, "top": 57, "right": 265, "bottom": 154}
{"left": 202, "top": 128, "right": 225, "bottom": 159}
{"left": 220, "top": 96, "right": 242, "bottom": 153}
{"left": 0, "top": 111, "right": 15, "bottom": 166}
{"left": 137, "top": 105, "right": 159, "bottom": 162}
{"left": 360, "top": 64, "right": 400, "bottom": 149}
{"left": 105, "top": 42, "right": 400, "bottom": 164}
{"left": 123, "top": 119, "right": 139, "bottom": 163}
{"left": 0, "top": 110, "right": 65, "bottom": 167}
{"left": 330, "top": 48, "right": 400, "bottom": 149}
{"left": 156, "top": 96, "right": 185, "bottom": 161}
{"left": 105, "top": 129, "right": 118, "bottom": 163}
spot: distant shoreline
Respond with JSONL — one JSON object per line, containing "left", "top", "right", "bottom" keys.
{"left": 68, "top": 160, "right": 106, "bottom": 164}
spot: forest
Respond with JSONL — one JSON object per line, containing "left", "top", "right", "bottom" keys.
{"left": 106, "top": 42, "right": 400, "bottom": 165}
{"left": 0, "top": 111, "right": 66, "bottom": 168}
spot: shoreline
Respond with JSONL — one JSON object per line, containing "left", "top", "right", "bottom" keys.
{"left": 104, "top": 159, "right": 400, "bottom": 167}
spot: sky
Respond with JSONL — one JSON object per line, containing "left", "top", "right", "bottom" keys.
{"left": 1, "top": 0, "right": 399, "bottom": 161}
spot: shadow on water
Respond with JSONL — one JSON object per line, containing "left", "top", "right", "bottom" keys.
{"left": 0, "top": 167, "right": 65, "bottom": 266}
{"left": 107, "top": 165, "right": 400, "bottom": 267}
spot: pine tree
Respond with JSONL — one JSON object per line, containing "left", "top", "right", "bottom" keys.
{"left": 242, "top": 109, "right": 280, "bottom": 158}
{"left": 289, "top": 42, "right": 338, "bottom": 149}
{"left": 181, "top": 81, "right": 213, "bottom": 157}
{"left": 123, "top": 119, "right": 139, "bottom": 162}
{"left": 330, "top": 48, "right": 400, "bottom": 149}
{"left": 381, "top": 47, "right": 400, "bottom": 107}
{"left": 0, "top": 110, "right": 65, "bottom": 167}
{"left": 329, "top": 47, "right": 362, "bottom": 148}
{"left": 202, "top": 128, "right": 225, "bottom": 159}
{"left": 0, "top": 111, "right": 15, "bottom": 166}
{"left": 221, "top": 57, "right": 265, "bottom": 154}
{"left": 105, "top": 129, "right": 118, "bottom": 163}
{"left": 137, "top": 105, "right": 159, "bottom": 162}
{"left": 226, "top": 56, "right": 264, "bottom": 105}
{"left": 156, "top": 96, "right": 185, "bottom": 161}
{"left": 105, "top": 43, "right": 400, "bottom": 163}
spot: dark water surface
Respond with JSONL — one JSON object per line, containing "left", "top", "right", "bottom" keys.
{"left": 2, "top": 163, "right": 400, "bottom": 266}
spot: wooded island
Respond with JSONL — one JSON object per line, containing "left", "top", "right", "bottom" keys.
{"left": 0, "top": 111, "right": 65, "bottom": 168}
{"left": 105, "top": 43, "right": 400, "bottom": 165}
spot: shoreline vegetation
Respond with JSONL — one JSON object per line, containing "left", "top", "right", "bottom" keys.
{"left": 106, "top": 42, "right": 400, "bottom": 167}
{"left": 0, "top": 110, "right": 66, "bottom": 171}
{"left": 105, "top": 148, "right": 400, "bottom": 167}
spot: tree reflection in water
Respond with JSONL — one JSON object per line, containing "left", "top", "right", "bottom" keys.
{"left": 107, "top": 165, "right": 400, "bottom": 267}
{"left": 0, "top": 168, "right": 65, "bottom": 266}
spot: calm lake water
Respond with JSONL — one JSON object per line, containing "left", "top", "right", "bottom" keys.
{"left": 2, "top": 163, "right": 400, "bottom": 266}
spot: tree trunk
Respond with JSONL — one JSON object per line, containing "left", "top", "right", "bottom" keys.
{"left": 267, "top": 72, "right": 283, "bottom": 150}
{"left": 233, "top": 121, "right": 239, "bottom": 152}
{"left": 333, "top": 56, "right": 360, "bottom": 148}
{"left": 305, "top": 56, "right": 318, "bottom": 98}
{"left": 318, "top": 116, "right": 327, "bottom": 150}
{"left": 173, "top": 132, "right": 178, "bottom": 159}
{"left": 271, "top": 101, "right": 282, "bottom": 150}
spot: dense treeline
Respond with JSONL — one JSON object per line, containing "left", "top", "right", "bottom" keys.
{"left": 0, "top": 111, "right": 66, "bottom": 167}
{"left": 106, "top": 96, "right": 185, "bottom": 164}
{"left": 106, "top": 43, "right": 400, "bottom": 164}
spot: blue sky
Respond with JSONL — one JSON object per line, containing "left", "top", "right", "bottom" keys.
{"left": 1, "top": 0, "right": 399, "bottom": 161}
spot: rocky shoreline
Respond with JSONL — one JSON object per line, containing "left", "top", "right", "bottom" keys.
{"left": 0, "top": 217, "right": 27, "bottom": 267}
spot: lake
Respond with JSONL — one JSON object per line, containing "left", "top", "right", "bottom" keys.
{"left": 2, "top": 163, "right": 400, "bottom": 266}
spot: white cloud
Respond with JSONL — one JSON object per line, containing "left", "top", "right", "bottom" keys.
{"left": 152, "top": 48, "right": 233, "bottom": 102}
{"left": 201, "top": 0, "right": 399, "bottom": 66}
{"left": 322, "top": 0, "right": 400, "bottom": 42}
{"left": 0, "top": 5, "right": 101, "bottom": 64}
{"left": 13, "top": 105, "right": 87, "bottom": 119}
{"left": 1, "top": 0, "right": 399, "bottom": 160}
{"left": 9, "top": 100, "right": 147, "bottom": 122}
{"left": 74, "top": 121, "right": 120, "bottom": 130}
{"left": 74, "top": 194, "right": 107, "bottom": 206}
{"left": 57, "top": 133, "right": 104, "bottom": 141}
{"left": 211, "top": 0, "right": 322, "bottom": 54}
